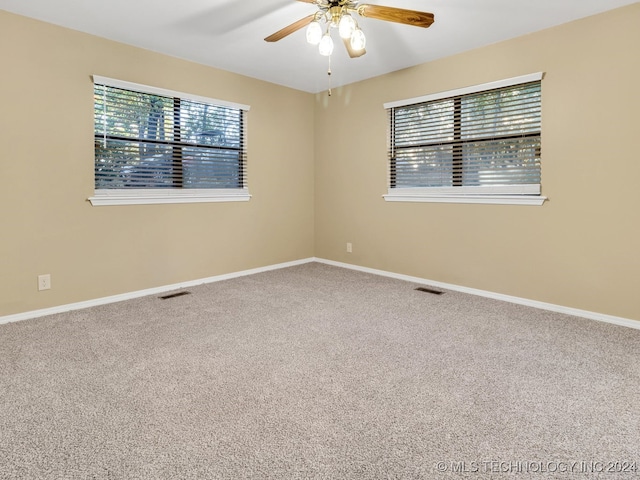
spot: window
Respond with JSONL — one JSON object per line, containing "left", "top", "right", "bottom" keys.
{"left": 383, "top": 73, "right": 546, "bottom": 205}
{"left": 90, "top": 76, "right": 250, "bottom": 206}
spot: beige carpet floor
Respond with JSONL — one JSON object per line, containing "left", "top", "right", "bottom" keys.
{"left": 1, "top": 262, "right": 639, "bottom": 479}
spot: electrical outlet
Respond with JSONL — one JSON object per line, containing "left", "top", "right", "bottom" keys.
{"left": 38, "top": 274, "right": 51, "bottom": 291}
{"left": 346, "top": 242, "right": 353, "bottom": 253}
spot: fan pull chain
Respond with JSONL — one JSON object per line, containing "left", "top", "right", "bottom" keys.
{"left": 327, "top": 55, "right": 332, "bottom": 97}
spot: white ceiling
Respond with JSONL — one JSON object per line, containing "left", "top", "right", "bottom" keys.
{"left": 0, "top": 0, "right": 635, "bottom": 93}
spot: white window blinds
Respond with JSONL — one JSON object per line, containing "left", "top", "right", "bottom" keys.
{"left": 384, "top": 74, "right": 544, "bottom": 203}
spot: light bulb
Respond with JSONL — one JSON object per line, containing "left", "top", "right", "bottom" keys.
{"left": 338, "top": 15, "right": 356, "bottom": 39}
{"left": 306, "top": 21, "right": 322, "bottom": 45}
{"left": 350, "top": 28, "right": 366, "bottom": 51}
{"left": 319, "top": 33, "right": 334, "bottom": 56}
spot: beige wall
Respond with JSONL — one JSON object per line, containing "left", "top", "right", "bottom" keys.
{"left": 2, "top": 5, "right": 639, "bottom": 322}
{"left": 314, "top": 4, "right": 640, "bottom": 321}
{"left": 0, "top": 11, "right": 315, "bottom": 316}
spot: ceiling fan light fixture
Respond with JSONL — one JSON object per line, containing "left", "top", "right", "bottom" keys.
{"left": 319, "top": 33, "right": 334, "bottom": 56}
{"left": 338, "top": 14, "right": 356, "bottom": 39}
{"left": 350, "top": 28, "right": 366, "bottom": 51}
{"left": 265, "top": 2, "right": 435, "bottom": 66}
{"left": 306, "top": 21, "right": 323, "bottom": 45}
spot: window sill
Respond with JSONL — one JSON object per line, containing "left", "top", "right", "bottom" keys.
{"left": 383, "top": 193, "right": 547, "bottom": 206}
{"left": 89, "top": 189, "right": 251, "bottom": 206}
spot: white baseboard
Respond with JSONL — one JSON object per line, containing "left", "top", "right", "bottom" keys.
{"left": 3, "top": 257, "right": 638, "bottom": 331}
{"left": 0, "top": 258, "right": 315, "bottom": 326}
{"left": 313, "top": 258, "right": 640, "bottom": 331}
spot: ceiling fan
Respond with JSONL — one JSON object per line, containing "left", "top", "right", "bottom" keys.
{"left": 264, "top": 0, "right": 435, "bottom": 58}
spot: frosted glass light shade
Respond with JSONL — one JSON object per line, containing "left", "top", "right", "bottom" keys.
{"left": 306, "top": 21, "right": 323, "bottom": 45}
{"left": 338, "top": 15, "right": 356, "bottom": 39}
{"left": 350, "top": 28, "right": 366, "bottom": 51}
{"left": 319, "top": 33, "right": 334, "bottom": 56}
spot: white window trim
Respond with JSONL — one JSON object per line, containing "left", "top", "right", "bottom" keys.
{"left": 91, "top": 76, "right": 250, "bottom": 206}
{"left": 383, "top": 72, "right": 543, "bottom": 109}
{"left": 384, "top": 73, "right": 545, "bottom": 206}
{"left": 383, "top": 185, "right": 546, "bottom": 205}
{"left": 92, "top": 76, "right": 251, "bottom": 112}
{"left": 89, "top": 189, "right": 251, "bottom": 206}
{"left": 383, "top": 193, "right": 546, "bottom": 206}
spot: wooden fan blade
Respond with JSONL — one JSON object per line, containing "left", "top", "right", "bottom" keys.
{"left": 357, "top": 4, "right": 434, "bottom": 28}
{"left": 343, "top": 37, "right": 366, "bottom": 58}
{"left": 264, "top": 14, "right": 315, "bottom": 42}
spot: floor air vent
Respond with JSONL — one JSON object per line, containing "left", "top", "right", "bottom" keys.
{"left": 159, "top": 291, "right": 191, "bottom": 300}
{"left": 415, "top": 287, "right": 444, "bottom": 295}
